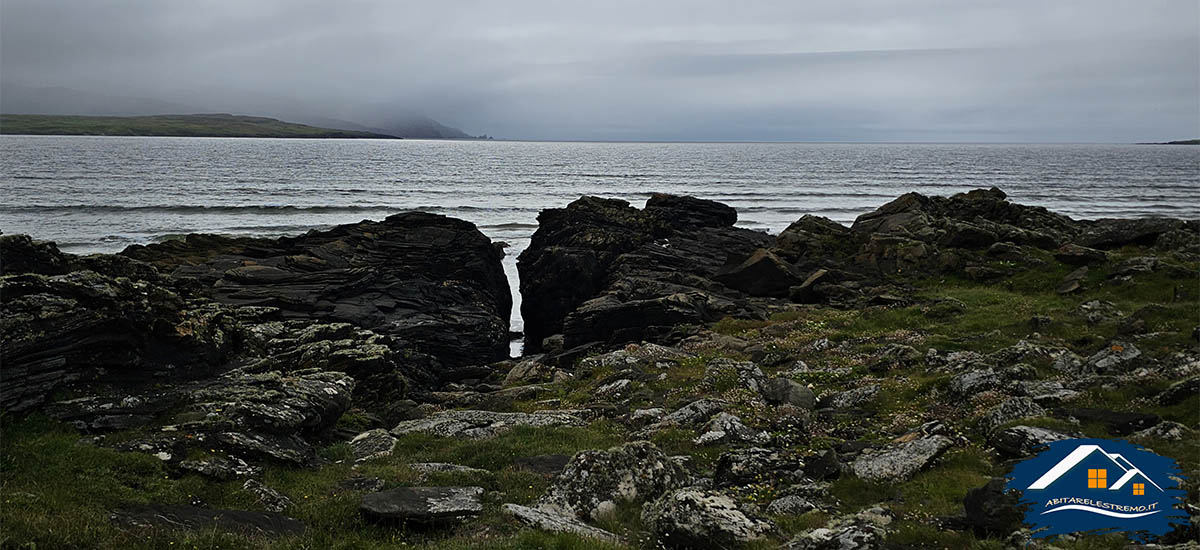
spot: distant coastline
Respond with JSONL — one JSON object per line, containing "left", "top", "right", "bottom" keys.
{"left": 1147, "top": 139, "right": 1200, "bottom": 145}
{"left": 0, "top": 113, "right": 400, "bottom": 139}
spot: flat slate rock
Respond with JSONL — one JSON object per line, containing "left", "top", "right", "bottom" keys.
{"left": 390, "top": 409, "right": 587, "bottom": 439}
{"left": 111, "top": 505, "right": 304, "bottom": 537}
{"left": 360, "top": 486, "right": 483, "bottom": 525}
{"left": 502, "top": 503, "right": 622, "bottom": 543}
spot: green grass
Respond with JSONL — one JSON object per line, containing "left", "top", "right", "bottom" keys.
{"left": 0, "top": 114, "right": 398, "bottom": 139}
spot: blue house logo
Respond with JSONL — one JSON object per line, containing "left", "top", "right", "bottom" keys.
{"left": 1006, "top": 438, "right": 1188, "bottom": 542}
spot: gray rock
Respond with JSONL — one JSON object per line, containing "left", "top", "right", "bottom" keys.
{"left": 504, "top": 357, "right": 559, "bottom": 386}
{"left": 761, "top": 377, "right": 816, "bottom": 409}
{"left": 767, "top": 495, "right": 817, "bottom": 515}
{"left": 408, "top": 462, "right": 489, "bottom": 476}
{"left": 243, "top": 479, "right": 293, "bottom": 513}
{"left": 1056, "top": 266, "right": 1088, "bottom": 294}
{"left": 784, "top": 506, "right": 892, "bottom": 550}
{"left": 822, "top": 385, "right": 880, "bottom": 409}
{"left": 1084, "top": 342, "right": 1141, "bottom": 374}
{"left": 851, "top": 436, "right": 953, "bottom": 482}
{"left": 713, "top": 447, "right": 805, "bottom": 487}
{"left": 537, "top": 441, "right": 690, "bottom": 521}
{"left": 595, "top": 378, "right": 634, "bottom": 399}
{"left": 349, "top": 429, "right": 398, "bottom": 461}
{"left": 948, "top": 369, "right": 1003, "bottom": 396}
{"left": 359, "top": 486, "right": 483, "bottom": 525}
{"left": 642, "top": 489, "right": 773, "bottom": 549}
{"left": 1131, "top": 421, "right": 1194, "bottom": 442}
{"left": 694, "top": 412, "right": 770, "bottom": 446}
{"left": 502, "top": 503, "right": 622, "bottom": 544}
{"left": 390, "top": 409, "right": 587, "bottom": 439}
{"left": 703, "top": 358, "right": 766, "bottom": 393}
{"left": 979, "top": 398, "right": 1046, "bottom": 435}
{"left": 175, "top": 456, "right": 262, "bottom": 481}
{"left": 990, "top": 426, "right": 1072, "bottom": 458}
{"left": 662, "top": 398, "right": 726, "bottom": 425}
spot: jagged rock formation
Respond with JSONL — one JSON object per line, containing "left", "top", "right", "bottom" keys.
{"left": 123, "top": 211, "right": 511, "bottom": 367}
{"left": 520, "top": 188, "right": 1200, "bottom": 355}
{"left": 517, "top": 194, "right": 773, "bottom": 358}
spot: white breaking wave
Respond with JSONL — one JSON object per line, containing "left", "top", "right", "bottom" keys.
{"left": 1042, "top": 505, "right": 1160, "bottom": 519}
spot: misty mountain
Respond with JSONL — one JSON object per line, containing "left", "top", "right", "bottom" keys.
{"left": 0, "top": 82, "right": 479, "bottom": 139}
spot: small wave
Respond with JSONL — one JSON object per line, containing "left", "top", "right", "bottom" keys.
{"left": 478, "top": 222, "right": 540, "bottom": 230}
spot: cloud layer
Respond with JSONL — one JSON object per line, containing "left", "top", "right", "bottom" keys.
{"left": 2, "top": 0, "right": 1196, "bottom": 141}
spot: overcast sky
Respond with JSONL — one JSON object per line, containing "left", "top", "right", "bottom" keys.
{"left": 2, "top": 0, "right": 1197, "bottom": 141}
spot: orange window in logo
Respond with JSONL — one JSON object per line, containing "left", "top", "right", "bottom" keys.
{"left": 1088, "top": 469, "right": 1107, "bottom": 488}
{"left": 1133, "top": 483, "right": 1145, "bottom": 495}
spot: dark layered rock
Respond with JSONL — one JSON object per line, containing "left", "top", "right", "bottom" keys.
{"left": 518, "top": 194, "right": 771, "bottom": 354}
{"left": 0, "top": 268, "right": 239, "bottom": 412}
{"left": 123, "top": 212, "right": 511, "bottom": 367}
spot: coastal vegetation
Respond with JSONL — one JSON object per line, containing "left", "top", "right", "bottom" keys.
{"left": 2, "top": 189, "right": 1197, "bottom": 549}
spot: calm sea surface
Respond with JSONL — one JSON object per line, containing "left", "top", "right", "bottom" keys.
{"left": 3, "top": 136, "right": 1198, "bottom": 334}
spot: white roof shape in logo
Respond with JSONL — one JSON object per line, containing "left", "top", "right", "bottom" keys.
{"left": 1026, "top": 444, "right": 1164, "bottom": 492}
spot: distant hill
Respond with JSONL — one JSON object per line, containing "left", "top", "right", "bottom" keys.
{"left": 0, "top": 114, "right": 399, "bottom": 138}
{"left": 0, "top": 82, "right": 485, "bottom": 139}
{"left": 1160, "top": 139, "right": 1199, "bottom": 145}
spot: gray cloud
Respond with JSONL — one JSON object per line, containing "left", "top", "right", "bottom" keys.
{"left": 2, "top": 0, "right": 1196, "bottom": 141}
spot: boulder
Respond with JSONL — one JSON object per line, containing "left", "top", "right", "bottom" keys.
{"left": 715, "top": 248, "right": 804, "bottom": 298}
{"left": 784, "top": 506, "right": 892, "bottom": 550}
{"left": 350, "top": 429, "right": 399, "bottom": 461}
{"left": 123, "top": 212, "right": 511, "bottom": 368}
{"left": 713, "top": 447, "right": 805, "bottom": 487}
{"left": 822, "top": 385, "right": 880, "bottom": 409}
{"left": 761, "top": 377, "right": 816, "bottom": 409}
{"left": 502, "top": 503, "right": 622, "bottom": 544}
{"left": 518, "top": 195, "right": 771, "bottom": 353}
{"left": 359, "top": 486, "right": 483, "bottom": 525}
{"left": 851, "top": 435, "right": 953, "bottom": 482}
{"left": 962, "top": 478, "right": 1024, "bottom": 536}
{"left": 537, "top": 441, "right": 689, "bottom": 521}
{"left": 989, "top": 426, "right": 1072, "bottom": 458}
{"left": 694, "top": 412, "right": 770, "bottom": 446}
{"left": 1075, "top": 218, "right": 1186, "bottom": 249}
{"left": 1053, "top": 244, "right": 1107, "bottom": 266}
{"left": 767, "top": 495, "right": 818, "bottom": 515}
{"left": 243, "top": 479, "right": 293, "bottom": 513}
{"left": 641, "top": 489, "right": 773, "bottom": 549}
{"left": 979, "top": 398, "right": 1046, "bottom": 435}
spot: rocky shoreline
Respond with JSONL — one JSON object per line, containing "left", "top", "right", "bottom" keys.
{"left": 2, "top": 188, "right": 1197, "bottom": 549}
